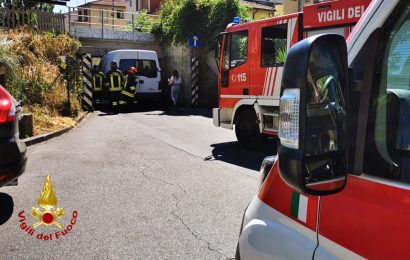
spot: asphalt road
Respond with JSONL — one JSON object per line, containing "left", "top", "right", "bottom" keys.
{"left": 0, "top": 108, "right": 276, "bottom": 260}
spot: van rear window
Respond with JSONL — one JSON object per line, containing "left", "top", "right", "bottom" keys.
{"left": 119, "top": 59, "right": 158, "bottom": 78}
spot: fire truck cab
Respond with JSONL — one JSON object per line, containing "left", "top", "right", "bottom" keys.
{"left": 213, "top": 0, "right": 370, "bottom": 148}
{"left": 236, "top": 0, "right": 410, "bottom": 258}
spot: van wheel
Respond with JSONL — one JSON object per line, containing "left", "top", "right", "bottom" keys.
{"left": 235, "top": 110, "right": 261, "bottom": 148}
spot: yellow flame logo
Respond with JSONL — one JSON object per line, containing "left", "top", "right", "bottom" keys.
{"left": 31, "top": 175, "right": 64, "bottom": 228}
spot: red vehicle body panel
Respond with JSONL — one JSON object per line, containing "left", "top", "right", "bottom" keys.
{"left": 258, "top": 162, "right": 319, "bottom": 231}
{"left": 303, "top": 0, "right": 371, "bottom": 29}
{"left": 320, "top": 176, "right": 410, "bottom": 258}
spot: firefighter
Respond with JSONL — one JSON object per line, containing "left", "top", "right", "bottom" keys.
{"left": 106, "top": 60, "right": 123, "bottom": 108}
{"left": 121, "top": 66, "right": 138, "bottom": 105}
{"left": 92, "top": 64, "right": 105, "bottom": 106}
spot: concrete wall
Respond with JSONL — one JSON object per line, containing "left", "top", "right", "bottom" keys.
{"left": 71, "top": 27, "right": 156, "bottom": 42}
{"left": 79, "top": 38, "right": 163, "bottom": 57}
{"left": 162, "top": 46, "right": 218, "bottom": 108}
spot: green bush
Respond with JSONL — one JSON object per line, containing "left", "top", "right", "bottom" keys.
{"left": 154, "top": 0, "right": 249, "bottom": 49}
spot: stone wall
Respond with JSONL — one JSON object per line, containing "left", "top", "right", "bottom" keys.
{"left": 71, "top": 27, "right": 156, "bottom": 42}
{"left": 162, "top": 45, "right": 218, "bottom": 108}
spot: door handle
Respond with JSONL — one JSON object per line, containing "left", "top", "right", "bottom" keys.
{"left": 243, "top": 88, "right": 249, "bottom": 95}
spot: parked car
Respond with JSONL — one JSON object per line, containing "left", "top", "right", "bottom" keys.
{"left": 0, "top": 85, "right": 27, "bottom": 187}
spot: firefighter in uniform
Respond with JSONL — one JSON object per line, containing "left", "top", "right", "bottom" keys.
{"left": 92, "top": 64, "right": 105, "bottom": 106}
{"left": 106, "top": 60, "right": 123, "bottom": 108}
{"left": 121, "top": 66, "right": 138, "bottom": 105}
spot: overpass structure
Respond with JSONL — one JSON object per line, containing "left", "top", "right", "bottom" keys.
{"left": 66, "top": 7, "right": 162, "bottom": 57}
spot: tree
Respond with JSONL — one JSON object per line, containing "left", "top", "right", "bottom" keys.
{"left": 153, "top": 0, "right": 249, "bottom": 49}
{"left": 0, "top": 0, "right": 54, "bottom": 11}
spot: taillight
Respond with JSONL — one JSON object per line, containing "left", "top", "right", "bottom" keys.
{"left": 0, "top": 85, "right": 16, "bottom": 124}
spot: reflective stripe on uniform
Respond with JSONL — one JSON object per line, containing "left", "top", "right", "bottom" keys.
{"left": 109, "top": 72, "right": 122, "bottom": 91}
{"left": 93, "top": 75, "right": 104, "bottom": 91}
{"left": 121, "top": 90, "right": 134, "bottom": 98}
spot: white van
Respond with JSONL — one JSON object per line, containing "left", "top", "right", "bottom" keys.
{"left": 101, "top": 50, "right": 161, "bottom": 101}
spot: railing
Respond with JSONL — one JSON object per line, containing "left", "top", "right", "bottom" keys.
{"left": 67, "top": 7, "right": 159, "bottom": 41}
{"left": 0, "top": 8, "right": 65, "bottom": 33}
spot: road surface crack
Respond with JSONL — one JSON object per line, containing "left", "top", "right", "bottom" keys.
{"left": 140, "top": 166, "right": 229, "bottom": 260}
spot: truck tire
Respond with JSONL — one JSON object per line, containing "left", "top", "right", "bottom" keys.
{"left": 235, "top": 110, "right": 262, "bottom": 148}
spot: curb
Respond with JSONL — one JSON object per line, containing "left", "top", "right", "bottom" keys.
{"left": 22, "top": 112, "right": 91, "bottom": 147}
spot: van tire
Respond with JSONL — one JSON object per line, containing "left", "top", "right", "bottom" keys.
{"left": 235, "top": 110, "right": 262, "bottom": 148}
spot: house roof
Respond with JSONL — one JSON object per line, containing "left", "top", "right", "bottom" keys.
{"left": 79, "top": 0, "right": 126, "bottom": 8}
{"left": 241, "top": 0, "right": 276, "bottom": 11}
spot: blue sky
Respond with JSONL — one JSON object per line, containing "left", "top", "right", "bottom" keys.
{"left": 53, "top": 0, "right": 95, "bottom": 13}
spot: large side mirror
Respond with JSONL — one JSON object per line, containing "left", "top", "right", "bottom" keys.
{"left": 278, "top": 34, "right": 348, "bottom": 196}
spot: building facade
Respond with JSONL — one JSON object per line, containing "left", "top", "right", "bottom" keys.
{"left": 125, "top": 0, "right": 161, "bottom": 14}
{"left": 242, "top": 0, "right": 276, "bottom": 19}
{"left": 76, "top": 0, "right": 128, "bottom": 29}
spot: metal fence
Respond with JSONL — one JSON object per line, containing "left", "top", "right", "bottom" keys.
{"left": 67, "top": 7, "right": 159, "bottom": 39}
{"left": 0, "top": 8, "right": 65, "bottom": 33}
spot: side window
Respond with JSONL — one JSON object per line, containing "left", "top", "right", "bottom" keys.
{"left": 366, "top": 4, "right": 410, "bottom": 183}
{"left": 119, "top": 59, "right": 158, "bottom": 78}
{"left": 261, "top": 24, "right": 287, "bottom": 67}
{"left": 222, "top": 34, "right": 231, "bottom": 72}
{"left": 137, "top": 60, "right": 158, "bottom": 78}
{"left": 230, "top": 30, "right": 248, "bottom": 69}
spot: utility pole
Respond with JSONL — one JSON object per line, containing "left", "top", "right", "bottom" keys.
{"left": 112, "top": 0, "right": 114, "bottom": 29}
{"left": 297, "top": 0, "right": 303, "bottom": 12}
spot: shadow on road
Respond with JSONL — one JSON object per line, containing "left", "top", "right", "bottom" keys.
{"left": 0, "top": 192, "right": 14, "bottom": 225}
{"left": 206, "top": 140, "right": 277, "bottom": 172}
{"left": 144, "top": 107, "right": 212, "bottom": 118}
{"left": 94, "top": 102, "right": 212, "bottom": 118}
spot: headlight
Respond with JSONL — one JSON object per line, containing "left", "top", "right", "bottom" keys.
{"left": 279, "top": 88, "right": 300, "bottom": 149}
{"left": 259, "top": 156, "right": 277, "bottom": 188}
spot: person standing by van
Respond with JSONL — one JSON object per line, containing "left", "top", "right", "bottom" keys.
{"left": 92, "top": 64, "right": 105, "bottom": 106}
{"left": 107, "top": 60, "right": 123, "bottom": 107}
{"left": 121, "top": 66, "right": 138, "bottom": 105}
{"left": 168, "top": 70, "right": 181, "bottom": 106}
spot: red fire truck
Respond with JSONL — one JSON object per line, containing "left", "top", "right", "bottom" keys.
{"left": 213, "top": 0, "right": 371, "bottom": 147}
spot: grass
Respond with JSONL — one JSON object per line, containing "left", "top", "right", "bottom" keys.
{"left": 25, "top": 105, "right": 79, "bottom": 135}
{"left": 0, "top": 27, "right": 83, "bottom": 136}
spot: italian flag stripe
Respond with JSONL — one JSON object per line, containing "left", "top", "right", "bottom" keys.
{"left": 291, "top": 192, "right": 308, "bottom": 223}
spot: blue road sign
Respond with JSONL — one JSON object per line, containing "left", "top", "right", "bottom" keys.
{"left": 188, "top": 34, "right": 202, "bottom": 48}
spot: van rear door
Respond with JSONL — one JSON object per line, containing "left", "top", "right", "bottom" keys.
{"left": 136, "top": 52, "right": 160, "bottom": 95}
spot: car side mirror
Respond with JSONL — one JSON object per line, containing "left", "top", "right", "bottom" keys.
{"left": 278, "top": 34, "right": 348, "bottom": 196}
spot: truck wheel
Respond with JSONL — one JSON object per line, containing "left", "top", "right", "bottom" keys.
{"left": 235, "top": 110, "right": 261, "bottom": 148}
